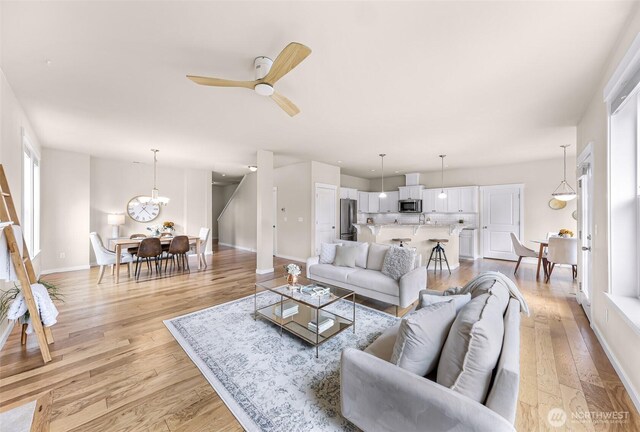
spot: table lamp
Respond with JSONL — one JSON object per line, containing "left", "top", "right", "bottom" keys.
{"left": 108, "top": 214, "right": 125, "bottom": 238}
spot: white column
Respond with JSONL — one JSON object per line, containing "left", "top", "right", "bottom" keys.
{"left": 256, "top": 150, "right": 274, "bottom": 274}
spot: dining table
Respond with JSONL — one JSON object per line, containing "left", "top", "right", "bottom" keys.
{"left": 530, "top": 240, "right": 548, "bottom": 281}
{"left": 110, "top": 235, "right": 202, "bottom": 283}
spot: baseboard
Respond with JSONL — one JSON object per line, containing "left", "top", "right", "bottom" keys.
{"left": 275, "top": 254, "right": 306, "bottom": 263}
{"left": 592, "top": 323, "right": 640, "bottom": 414}
{"left": 218, "top": 242, "right": 256, "bottom": 252}
{"left": 426, "top": 262, "right": 461, "bottom": 271}
{"left": 255, "top": 268, "right": 274, "bottom": 274}
{"left": 0, "top": 320, "right": 15, "bottom": 351}
{"left": 41, "top": 264, "right": 90, "bottom": 275}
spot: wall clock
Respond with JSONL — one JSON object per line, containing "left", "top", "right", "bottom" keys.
{"left": 127, "top": 196, "right": 160, "bottom": 222}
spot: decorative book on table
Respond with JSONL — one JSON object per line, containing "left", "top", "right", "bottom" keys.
{"left": 307, "top": 317, "right": 334, "bottom": 334}
{"left": 273, "top": 301, "right": 299, "bottom": 318}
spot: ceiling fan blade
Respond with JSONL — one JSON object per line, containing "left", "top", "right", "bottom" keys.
{"left": 270, "top": 92, "right": 300, "bottom": 117}
{"left": 263, "top": 42, "right": 311, "bottom": 85}
{"left": 187, "top": 75, "right": 257, "bottom": 89}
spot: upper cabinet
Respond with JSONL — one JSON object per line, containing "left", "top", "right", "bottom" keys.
{"left": 379, "top": 191, "right": 399, "bottom": 213}
{"left": 422, "top": 186, "right": 478, "bottom": 213}
{"left": 357, "top": 191, "right": 369, "bottom": 213}
{"left": 368, "top": 193, "right": 380, "bottom": 213}
{"left": 340, "top": 187, "right": 358, "bottom": 200}
{"left": 398, "top": 185, "right": 424, "bottom": 200}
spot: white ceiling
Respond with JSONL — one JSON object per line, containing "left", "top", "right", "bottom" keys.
{"left": 1, "top": 1, "right": 635, "bottom": 178}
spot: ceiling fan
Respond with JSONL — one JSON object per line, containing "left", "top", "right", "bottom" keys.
{"left": 187, "top": 42, "right": 311, "bottom": 117}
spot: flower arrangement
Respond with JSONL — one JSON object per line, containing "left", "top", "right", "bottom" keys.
{"left": 284, "top": 263, "right": 301, "bottom": 276}
{"left": 558, "top": 229, "right": 574, "bottom": 237}
{"left": 163, "top": 221, "right": 175, "bottom": 232}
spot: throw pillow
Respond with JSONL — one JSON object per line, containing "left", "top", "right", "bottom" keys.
{"left": 333, "top": 245, "right": 357, "bottom": 268}
{"left": 354, "top": 242, "right": 369, "bottom": 268}
{"left": 381, "top": 246, "right": 416, "bottom": 281}
{"left": 390, "top": 300, "right": 457, "bottom": 377}
{"left": 437, "top": 293, "right": 505, "bottom": 403}
{"left": 319, "top": 242, "right": 341, "bottom": 264}
{"left": 418, "top": 293, "right": 471, "bottom": 313}
{"left": 366, "top": 243, "right": 390, "bottom": 271}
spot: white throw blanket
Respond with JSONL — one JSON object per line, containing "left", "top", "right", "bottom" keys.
{"left": 445, "top": 271, "right": 530, "bottom": 316}
{"left": 7, "top": 283, "right": 59, "bottom": 334}
{"left": 0, "top": 223, "right": 23, "bottom": 281}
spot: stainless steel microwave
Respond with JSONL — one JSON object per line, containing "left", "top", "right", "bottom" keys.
{"left": 398, "top": 199, "right": 422, "bottom": 213}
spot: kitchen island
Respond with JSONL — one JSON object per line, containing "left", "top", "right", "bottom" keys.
{"left": 353, "top": 223, "right": 468, "bottom": 270}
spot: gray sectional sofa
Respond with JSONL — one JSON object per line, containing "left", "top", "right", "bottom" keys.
{"left": 305, "top": 240, "right": 427, "bottom": 313}
{"left": 340, "top": 279, "right": 522, "bottom": 432}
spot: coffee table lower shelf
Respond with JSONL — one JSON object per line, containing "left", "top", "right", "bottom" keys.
{"left": 254, "top": 298, "right": 355, "bottom": 358}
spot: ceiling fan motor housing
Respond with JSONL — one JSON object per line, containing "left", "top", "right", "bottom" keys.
{"left": 254, "top": 56, "right": 273, "bottom": 80}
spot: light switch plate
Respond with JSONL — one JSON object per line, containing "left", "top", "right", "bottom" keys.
{"left": 298, "top": 217, "right": 304, "bottom": 222}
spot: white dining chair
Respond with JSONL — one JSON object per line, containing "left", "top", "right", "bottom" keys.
{"left": 510, "top": 233, "right": 539, "bottom": 275}
{"left": 89, "top": 232, "right": 134, "bottom": 284}
{"left": 544, "top": 237, "right": 578, "bottom": 283}
{"left": 188, "top": 227, "right": 211, "bottom": 268}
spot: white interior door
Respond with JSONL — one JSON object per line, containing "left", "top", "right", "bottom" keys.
{"left": 481, "top": 185, "right": 522, "bottom": 260}
{"left": 577, "top": 146, "right": 593, "bottom": 320}
{"left": 315, "top": 184, "right": 337, "bottom": 255}
{"left": 273, "top": 187, "right": 277, "bottom": 255}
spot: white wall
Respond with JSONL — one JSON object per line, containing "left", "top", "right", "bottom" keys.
{"left": 274, "top": 162, "right": 312, "bottom": 261}
{"left": 577, "top": 8, "right": 640, "bottom": 406}
{"left": 340, "top": 174, "right": 370, "bottom": 191}
{"left": 217, "top": 173, "right": 257, "bottom": 251}
{"left": 370, "top": 157, "right": 577, "bottom": 244}
{"left": 211, "top": 183, "right": 238, "bottom": 239}
{"left": 41, "top": 149, "right": 90, "bottom": 271}
{"left": 0, "top": 68, "right": 43, "bottom": 345}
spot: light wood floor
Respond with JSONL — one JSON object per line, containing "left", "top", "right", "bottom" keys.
{"left": 0, "top": 244, "right": 638, "bottom": 431}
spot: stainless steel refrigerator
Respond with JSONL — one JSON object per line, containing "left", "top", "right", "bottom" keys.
{"left": 340, "top": 199, "right": 357, "bottom": 241}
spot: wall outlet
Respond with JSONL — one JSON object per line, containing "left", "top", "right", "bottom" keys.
{"left": 284, "top": 217, "right": 288, "bottom": 222}
{"left": 298, "top": 217, "right": 304, "bottom": 222}
{"left": 59, "top": 252, "right": 65, "bottom": 259}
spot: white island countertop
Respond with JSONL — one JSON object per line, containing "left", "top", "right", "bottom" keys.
{"left": 353, "top": 223, "right": 472, "bottom": 236}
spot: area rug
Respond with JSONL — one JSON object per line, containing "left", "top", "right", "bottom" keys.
{"left": 164, "top": 291, "right": 399, "bottom": 432}
{"left": 0, "top": 400, "right": 36, "bottom": 432}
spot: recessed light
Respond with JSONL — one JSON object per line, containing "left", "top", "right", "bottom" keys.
{"left": 337, "top": 160, "right": 342, "bottom": 164}
{"left": 370, "top": 169, "right": 376, "bottom": 172}
{"left": 394, "top": 171, "right": 400, "bottom": 174}
{"left": 248, "top": 165, "right": 258, "bottom": 172}
{"left": 45, "top": 59, "right": 52, "bottom": 66}
{"left": 222, "top": 174, "right": 226, "bottom": 177}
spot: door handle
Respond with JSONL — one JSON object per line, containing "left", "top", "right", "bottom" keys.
{"left": 582, "top": 246, "right": 591, "bottom": 251}
{"left": 483, "top": 226, "right": 488, "bottom": 229}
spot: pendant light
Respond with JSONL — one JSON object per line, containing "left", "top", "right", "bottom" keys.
{"left": 139, "top": 149, "right": 170, "bottom": 205}
{"left": 551, "top": 145, "right": 576, "bottom": 201}
{"left": 378, "top": 154, "right": 387, "bottom": 198}
{"left": 438, "top": 155, "right": 447, "bottom": 199}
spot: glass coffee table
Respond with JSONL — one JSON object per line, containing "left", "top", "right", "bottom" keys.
{"left": 254, "top": 275, "right": 356, "bottom": 357}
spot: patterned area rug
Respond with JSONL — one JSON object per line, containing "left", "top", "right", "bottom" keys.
{"left": 164, "top": 291, "right": 399, "bottom": 432}
{"left": 0, "top": 400, "right": 36, "bottom": 432}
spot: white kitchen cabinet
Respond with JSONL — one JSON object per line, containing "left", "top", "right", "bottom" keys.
{"left": 446, "top": 188, "right": 461, "bottom": 213}
{"left": 399, "top": 185, "right": 423, "bottom": 200}
{"left": 422, "top": 188, "right": 447, "bottom": 213}
{"left": 368, "top": 193, "right": 380, "bottom": 213}
{"left": 379, "top": 191, "right": 399, "bottom": 212}
{"left": 459, "top": 229, "right": 477, "bottom": 258}
{"left": 340, "top": 187, "right": 359, "bottom": 200}
{"left": 458, "top": 186, "right": 478, "bottom": 212}
{"left": 358, "top": 192, "right": 369, "bottom": 213}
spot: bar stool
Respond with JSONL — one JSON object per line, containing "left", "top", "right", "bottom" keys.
{"left": 427, "top": 239, "right": 451, "bottom": 275}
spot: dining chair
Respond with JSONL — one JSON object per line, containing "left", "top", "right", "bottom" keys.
{"left": 128, "top": 233, "right": 147, "bottom": 257}
{"left": 89, "top": 232, "right": 134, "bottom": 284}
{"left": 188, "top": 227, "right": 210, "bottom": 269}
{"left": 135, "top": 237, "right": 163, "bottom": 280}
{"left": 510, "top": 233, "right": 538, "bottom": 275}
{"left": 159, "top": 232, "right": 173, "bottom": 252}
{"left": 164, "top": 235, "right": 190, "bottom": 273}
{"left": 544, "top": 237, "right": 578, "bottom": 283}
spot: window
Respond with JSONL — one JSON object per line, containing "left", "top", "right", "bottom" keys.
{"left": 22, "top": 132, "right": 40, "bottom": 258}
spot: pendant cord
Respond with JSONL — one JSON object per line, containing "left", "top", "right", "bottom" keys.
{"left": 152, "top": 149, "right": 158, "bottom": 189}
{"left": 563, "top": 145, "right": 567, "bottom": 182}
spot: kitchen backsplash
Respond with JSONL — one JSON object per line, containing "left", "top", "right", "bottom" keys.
{"left": 358, "top": 212, "right": 478, "bottom": 227}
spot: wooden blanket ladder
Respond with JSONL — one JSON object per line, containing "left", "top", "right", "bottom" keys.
{"left": 0, "top": 164, "right": 53, "bottom": 363}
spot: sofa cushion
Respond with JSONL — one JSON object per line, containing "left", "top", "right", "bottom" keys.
{"left": 309, "top": 264, "right": 359, "bottom": 282}
{"left": 391, "top": 300, "right": 457, "bottom": 377}
{"left": 346, "top": 269, "right": 399, "bottom": 296}
{"left": 366, "top": 243, "right": 390, "bottom": 271}
{"left": 319, "top": 242, "right": 341, "bottom": 264}
{"left": 334, "top": 245, "right": 357, "bottom": 268}
{"left": 354, "top": 242, "right": 369, "bottom": 268}
{"left": 437, "top": 293, "right": 505, "bottom": 403}
{"left": 364, "top": 323, "right": 400, "bottom": 362}
{"left": 418, "top": 293, "right": 471, "bottom": 313}
{"left": 381, "top": 246, "right": 416, "bottom": 281}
